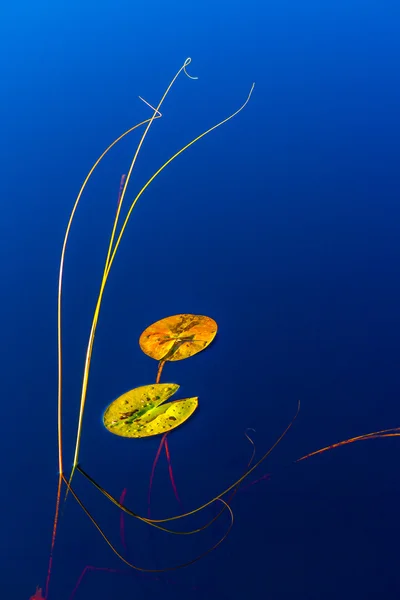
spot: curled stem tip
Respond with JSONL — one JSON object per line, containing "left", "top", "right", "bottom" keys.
{"left": 183, "top": 57, "right": 198, "bottom": 80}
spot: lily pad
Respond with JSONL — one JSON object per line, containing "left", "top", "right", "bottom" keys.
{"left": 103, "top": 383, "right": 198, "bottom": 438}
{"left": 139, "top": 313, "right": 217, "bottom": 362}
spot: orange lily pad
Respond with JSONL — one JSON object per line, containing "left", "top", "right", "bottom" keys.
{"left": 139, "top": 313, "right": 217, "bottom": 362}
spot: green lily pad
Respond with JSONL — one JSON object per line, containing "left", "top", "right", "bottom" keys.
{"left": 103, "top": 383, "right": 198, "bottom": 438}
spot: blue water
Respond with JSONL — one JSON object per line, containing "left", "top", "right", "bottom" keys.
{"left": 2, "top": 1, "right": 400, "bottom": 598}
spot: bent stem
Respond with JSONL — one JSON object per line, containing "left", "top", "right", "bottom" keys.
{"left": 77, "top": 400, "right": 300, "bottom": 524}
{"left": 64, "top": 473, "right": 234, "bottom": 573}
{"left": 71, "top": 401, "right": 297, "bottom": 571}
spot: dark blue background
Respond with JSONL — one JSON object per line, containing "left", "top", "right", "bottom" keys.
{"left": 2, "top": 1, "right": 400, "bottom": 598}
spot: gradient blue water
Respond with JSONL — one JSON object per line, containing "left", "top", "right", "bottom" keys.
{"left": 2, "top": 1, "right": 400, "bottom": 598}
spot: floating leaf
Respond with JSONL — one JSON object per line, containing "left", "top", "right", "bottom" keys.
{"left": 139, "top": 314, "right": 217, "bottom": 362}
{"left": 103, "top": 383, "right": 198, "bottom": 438}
